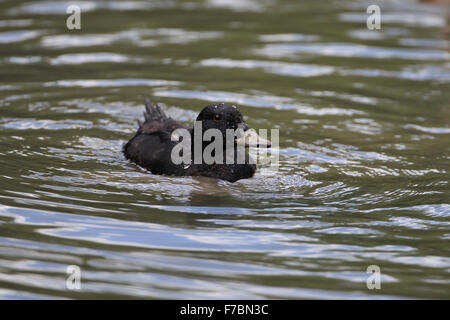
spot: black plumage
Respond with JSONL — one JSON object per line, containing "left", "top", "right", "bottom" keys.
{"left": 123, "top": 98, "right": 260, "bottom": 182}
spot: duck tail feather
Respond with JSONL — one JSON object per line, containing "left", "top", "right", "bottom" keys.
{"left": 154, "top": 102, "right": 167, "bottom": 119}
{"left": 143, "top": 97, "right": 167, "bottom": 122}
{"left": 137, "top": 97, "right": 171, "bottom": 134}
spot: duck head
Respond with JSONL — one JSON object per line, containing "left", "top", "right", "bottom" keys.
{"left": 195, "top": 103, "right": 271, "bottom": 147}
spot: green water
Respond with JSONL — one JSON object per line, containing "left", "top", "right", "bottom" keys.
{"left": 0, "top": 0, "right": 449, "bottom": 299}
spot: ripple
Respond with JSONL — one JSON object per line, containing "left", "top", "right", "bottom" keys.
{"left": 1, "top": 56, "right": 42, "bottom": 64}
{"left": 340, "top": 64, "right": 450, "bottom": 82}
{"left": 391, "top": 256, "right": 450, "bottom": 269}
{"left": 259, "top": 33, "right": 320, "bottom": 42}
{"left": 50, "top": 53, "right": 141, "bottom": 65}
{"left": 314, "top": 227, "right": 382, "bottom": 235}
{"left": 404, "top": 124, "right": 450, "bottom": 134}
{"left": 0, "top": 85, "right": 20, "bottom": 90}
{"left": 348, "top": 28, "right": 410, "bottom": 40}
{"left": 41, "top": 34, "right": 117, "bottom": 48}
{"left": 281, "top": 147, "right": 354, "bottom": 165}
{"left": 0, "top": 239, "right": 405, "bottom": 299}
{"left": 134, "top": 204, "right": 254, "bottom": 215}
{"left": 206, "top": 0, "right": 270, "bottom": 12}
{"left": 44, "top": 78, "right": 182, "bottom": 88}
{"left": 409, "top": 204, "right": 450, "bottom": 218}
{"left": 54, "top": 98, "right": 143, "bottom": 117}
{"left": 153, "top": 89, "right": 363, "bottom": 116}
{"left": 366, "top": 216, "right": 450, "bottom": 230}
{"left": 8, "top": 1, "right": 174, "bottom": 15}
{"left": 255, "top": 43, "right": 450, "bottom": 60}
{"left": 282, "top": 142, "right": 399, "bottom": 166}
{"left": 340, "top": 12, "right": 446, "bottom": 28}
{"left": 0, "top": 19, "right": 33, "bottom": 28}
{"left": 153, "top": 89, "right": 292, "bottom": 108}
{"left": 41, "top": 28, "right": 223, "bottom": 49}
{"left": 294, "top": 105, "right": 364, "bottom": 116}
{"left": 0, "top": 288, "right": 59, "bottom": 299}
{"left": 296, "top": 89, "right": 379, "bottom": 105}
{"left": 199, "top": 58, "right": 335, "bottom": 77}
{"left": 399, "top": 38, "right": 450, "bottom": 49}
{"left": 206, "top": 219, "right": 329, "bottom": 233}
{"left": 0, "top": 205, "right": 318, "bottom": 252}
{"left": 0, "top": 119, "right": 93, "bottom": 130}
{"left": 0, "top": 94, "right": 32, "bottom": 107}
{"left": 0, "top": 30, "right": 44, "bottom": 43}
{"left": 344, "top": 118, "right": 382, "bottom": 135}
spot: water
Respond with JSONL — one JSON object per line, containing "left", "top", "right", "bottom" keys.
{"left": 0, "top": 0, "right": 449, "bottom": 299}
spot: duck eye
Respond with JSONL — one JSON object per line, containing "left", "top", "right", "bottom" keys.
{"left": 213, "top": 114, "right": 221, "bottom": 122}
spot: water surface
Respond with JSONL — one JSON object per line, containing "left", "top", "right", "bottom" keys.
{"left": 0, "top": 0, "right": 449, "bottom": 299}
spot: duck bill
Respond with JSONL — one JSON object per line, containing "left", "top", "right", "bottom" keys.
{"left": 236, "top": 128, "right": 271, "bottom": 148}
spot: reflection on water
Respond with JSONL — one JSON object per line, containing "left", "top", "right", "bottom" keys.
{"left": 255, "top": 43, "right": 449, "bottom": 60}
{"left": 41, "top": 28, "right": 224, "bottom": 48}
{"left": 0, "top": 0, "right": 449, "bottom": 299}
{"left": 198, "top": 58, "right": 335, "bottom": 77}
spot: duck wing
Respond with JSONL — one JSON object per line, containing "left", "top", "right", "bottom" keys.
{"left": 138, "top": 97, "right": 188, "bottom": 134}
